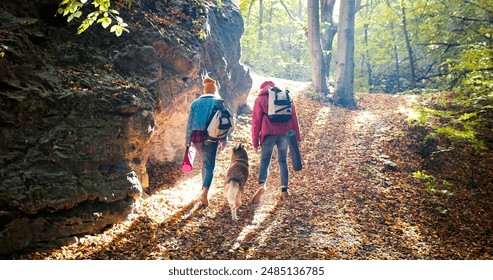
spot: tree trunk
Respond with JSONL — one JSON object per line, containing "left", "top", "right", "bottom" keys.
{"left": 387, "top": 18, "right": 401, "bottom": 93}
{"left": 258, "top": 0, "right": 264, "bottom": 45}
{"left": 364, "top": 24, "right": 373, "bottom": 92}
{"left": 393, "top": 44, "right": 401, "bottom": 92}
{"left": 308, "top": 0, "right": 328, "bottom": 93}
{"left": 320, "top": 0, "right": 337, "bottom": 81}
{"left": 400, "top": 0, "right": 416, "bottom": 89}
{"left": 334, "top": 0, "right": 357, "bottom": 108}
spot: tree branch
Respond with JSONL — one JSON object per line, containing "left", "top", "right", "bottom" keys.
{"left": 279, "top": 0, "right": 301, "bottom": 23}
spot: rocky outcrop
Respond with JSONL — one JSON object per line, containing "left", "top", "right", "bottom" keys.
{"left": 0, "top": 0, "right": 251, "bottom": 256}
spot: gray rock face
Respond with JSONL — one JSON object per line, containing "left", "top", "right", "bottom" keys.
{"left": 0, "top": 0, "right": 251, "bottom": 256}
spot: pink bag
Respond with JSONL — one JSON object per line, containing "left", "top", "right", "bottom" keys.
{"left": 181, "top": 146, "right": 196, "bottom": 173}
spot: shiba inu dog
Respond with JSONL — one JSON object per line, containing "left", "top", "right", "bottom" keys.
{"left": 223, "top": 144, "right": 249, "bottom": 221}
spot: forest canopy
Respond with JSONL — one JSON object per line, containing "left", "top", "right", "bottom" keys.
{"left": 239, "top": 0, "right": 491, "bottom": 95}
{"left": 239, "top": 0, "right": 491, "bottom": 150}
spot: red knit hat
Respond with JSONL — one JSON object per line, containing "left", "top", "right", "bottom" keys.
{"left": 203, "top": 77, "right": 216, "bottom": 94}
{"left": 260, "top": 81, "right": 275, "bottom": 91}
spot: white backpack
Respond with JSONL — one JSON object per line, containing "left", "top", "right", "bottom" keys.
{"left": 206, "top": 101, "right": 233, "bottom": 141}
{"left": 267, "top": 87, "right": 292, "bottom": 122}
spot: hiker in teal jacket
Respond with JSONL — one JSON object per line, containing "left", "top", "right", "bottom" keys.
{"left": 185, "top": 77, "right": 226, "bottom": 206}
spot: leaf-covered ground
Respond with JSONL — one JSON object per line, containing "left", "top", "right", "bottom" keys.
{"left": 16, "top": 75, "right": 493, "bottom": 260}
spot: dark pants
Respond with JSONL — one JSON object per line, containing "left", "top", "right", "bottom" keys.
{"left": 259, "top": 135, "right": 289, "bottom": 188}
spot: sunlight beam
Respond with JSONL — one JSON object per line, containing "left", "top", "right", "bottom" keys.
{"left": 231, "top": 192, "right": 279, "bottom": 253}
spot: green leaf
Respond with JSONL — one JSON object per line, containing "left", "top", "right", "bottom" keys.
{"left": 110, "top": 25, "right": 129, "bottom": 37}
{"left": 77, "top": 24, "right": 88, "bottom": 34}
{"left": 67, "top": 10, "right": 82, "bottom": 22}
{"left": 97, "top": 17, "right": 112, "bottom": 28}
{"left": 412, "top": 171, "right": 433, "bottom": 180}
{"left": 59, "top": 0, "right": 128, "bottom": 36}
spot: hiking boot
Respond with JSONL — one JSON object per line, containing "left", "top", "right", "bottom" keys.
{"left": 251, "top": 186, "right": 266, "bottom": 204}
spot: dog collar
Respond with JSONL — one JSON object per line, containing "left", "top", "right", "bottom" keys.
{"left": 234, "top": 158, "right": 249, "bottom": 165}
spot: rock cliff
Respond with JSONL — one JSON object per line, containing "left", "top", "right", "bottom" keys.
{"left": 0, "top": 0, "right": 251, "bottom": 256}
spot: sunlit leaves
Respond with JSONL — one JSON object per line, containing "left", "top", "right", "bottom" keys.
{"left": 97, "top": 13, "right": 112, "bottom": 28}
{"left": 77, "top": 11, "right": 99, "bottom": 34}
{"left": 0, "top": 45, "right": 5, "bottom": 58}
{"left": 409, "top": 99, "right": 487, "bottom": 153}
{"left": 58, "top": 0, "right": 129, "bottom": 36}
{"left": 413, "top": 171, "right": 454, "bottom": 197}
{"left": 354, "top": 0, "right": 492, "bottom": 95}
{"left": 67, "top": 10, "right": 83, "bottom": 22}
{"left": 110, "top": 16, "right": 129, "bottom": 37}
{"left": 412, "top": 171, "right": 433, "bottom": 181}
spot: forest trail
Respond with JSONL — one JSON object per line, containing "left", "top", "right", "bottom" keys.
{"left": 18, "top": 74, "right": 492, "bottom": 260}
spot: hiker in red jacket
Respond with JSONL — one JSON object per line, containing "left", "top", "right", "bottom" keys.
{"left": 251, "top": 81, "right": 301, "bottom": 203}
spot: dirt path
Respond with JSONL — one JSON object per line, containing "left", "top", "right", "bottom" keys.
{"left": 19, "top": 77, "right": 492, "bottom": 260}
